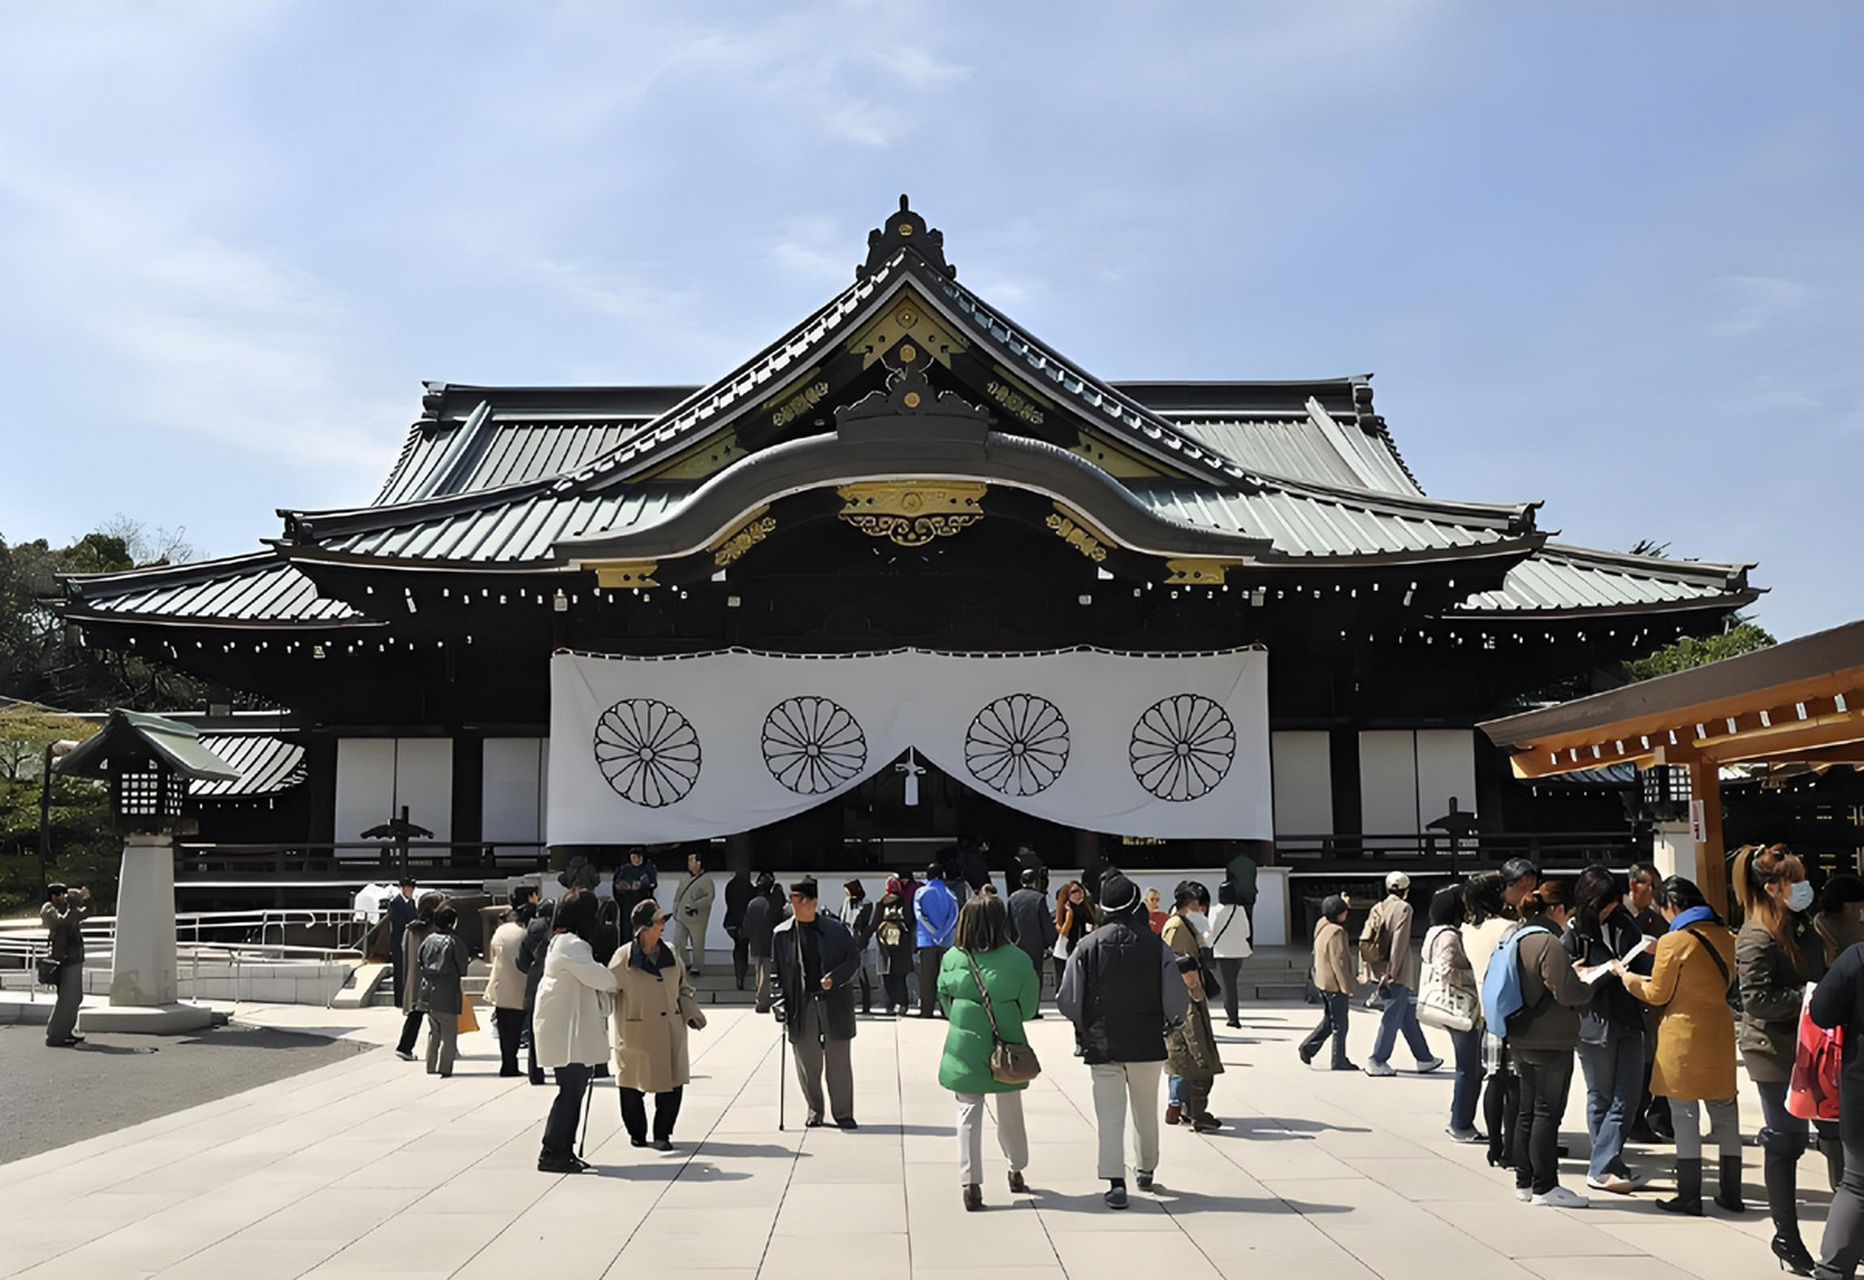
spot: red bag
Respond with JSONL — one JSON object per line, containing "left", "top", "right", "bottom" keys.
{"left": 1787, "top": 991, "right": 1843, "bottom": 1121}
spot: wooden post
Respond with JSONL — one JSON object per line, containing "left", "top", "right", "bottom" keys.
{"left": 1688, "top": 758, "right": 1727, "bottom": 914}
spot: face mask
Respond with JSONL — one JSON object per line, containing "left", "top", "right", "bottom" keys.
{"left": 1786, "top": 881, "right": 1815, "bottom": 913}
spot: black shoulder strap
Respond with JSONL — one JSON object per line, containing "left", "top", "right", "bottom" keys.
{"left": 1685, "top": 927, "right": 1733, "bottom": 988}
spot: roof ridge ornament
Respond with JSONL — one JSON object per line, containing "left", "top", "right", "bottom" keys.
{"left": 859, "top": 194, "right": 955, "bottom": 281}
{"left": 834, "top": 368, "right": 989, "bottom": 439}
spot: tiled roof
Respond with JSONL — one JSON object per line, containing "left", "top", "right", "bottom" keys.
{"left": 1451, "top": 545, "right": 1755, "bottom": 618}
{"left": 1132, "top": 481, "right": 1527, "bottom": 560}
{"left": 1170, "top": 415, "right": 1422, "bottom": 496}
{"left": 191, "top": 733, "right": 307, "bottom": 797}
{"left": 318, "top": 486, "right": 693, "bottom": 564}
{"left": 65, "top": 555, "right": 367, "bottom": 626}
{"left": 375, "top": 415, "right": 651, "bottom": 505}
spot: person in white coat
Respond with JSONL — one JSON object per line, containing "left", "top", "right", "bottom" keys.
{"left": 1208, "top": 884, "right": 1254, "bottom": 1029}
{"left": 669, "top": 853, "right": 717, "bottom": 975}
{"left": 533, "top": 893, "right": 619, "bottom": 1173}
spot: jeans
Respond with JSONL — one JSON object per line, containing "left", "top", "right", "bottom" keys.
{"left": 1485, "top": 1064, "right": 1519, "bottom": 1167}
{"left": 620, "top": 1085, "right": 683, "bottom": 1143}
{"left": 492, "top": 1008, "right": 524, "bottom": 1075}
{"left": 541, "top": 1063, "right": 591, "bottom": 1159}
{"left": 1447, "top": 1026, "right": 1482, "bottom": 1133}
{"left": 1299, "top": 991, "right": 1351, "bottom": 1066}
{"left": 1577, "top": 1030, "right": 1644, "bottom": 1180}
{"left": 956, "top": 1090, "right": 1028, "bottom": 1185}
{"left": 425, "top": 1011, "right": 458, "bottom": 1076}
{"left": 1090, "top": 1060, "right": 1163, "bottom": 1180}
{"left": 1818, "top": 1084, "right": 1864, "bottom": 1279}
{"left": 1370, "top": 984, "right": 1433, "bottom": 1066}
{"left": 1757, "top": 1077, "right": 1808, "bottom": 1147}
{"left": 1513, "top": 1048, "right": 1576, "bottom": 1195}
{"left": 1216, "top": 958, "right": 1242, "bottom": 1024}
{"left": 1168, "top": 1074, "right": 1186, "bottom": 1107}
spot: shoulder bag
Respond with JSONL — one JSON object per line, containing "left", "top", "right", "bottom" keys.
{"left": 1416, "top": 926, "right": 1477, "bottom": 1032}
{"left": 966, "top": 951, "right": 1041, "bottom": 1084}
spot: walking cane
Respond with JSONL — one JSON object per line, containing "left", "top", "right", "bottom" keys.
{"left": 777, "top": 1021, "right": 787, "bottom": 1131}
{"left": 577, "top": 1071, "right": 595, "bottom": 1161}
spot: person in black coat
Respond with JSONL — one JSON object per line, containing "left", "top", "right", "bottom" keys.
{"left": 770, "top": 878, "right": 862, "bottom": 1128}
{"left": 1012, "top": 844, "right": 1049, "bottom": 897}
{"left": 515, "top": 898, "right": 555, "bottom": 1085}
{"left": 1057, "top": 872, "right": 1188, "bottom": 1209}
{"left": 386, "top": 877, "right": 418, "bottom": 1006}
{"left": 724, "top": 868, "right": 756, "bottom": 990}
{"left": 1810, "top": 941, "right": 1864, "bottom": 1279}
{"left": 1008, "top": 868, "right": 1056, "bottom": 1008}
{"left": 743, "top": 874, "right": 788, "bottom": 1013}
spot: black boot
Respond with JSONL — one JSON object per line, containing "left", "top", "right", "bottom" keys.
{"left": 1716, "top": 1154, "right": 1748, "bottom": 1214}
{"left": 1763, "top": 1136, "right": 1814, "bottom": 1275}
{"left": 1658, "top": 1157, "right": 1703, "bottom": 1216}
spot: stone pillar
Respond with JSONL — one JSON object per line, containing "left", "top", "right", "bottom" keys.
{"left": 111, "top": 833, "right": 180, "bottom": 1006}
{"left": 81, "top": 832, "right": 212, "bottom": 1034}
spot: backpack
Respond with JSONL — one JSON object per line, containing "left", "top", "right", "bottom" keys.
{"left": 1479, "top": 924, "right": 1551, "bottom": 1034}
{"left": 876, "top": 908, "right": 907, "bottom": 950}
{"left": 1359, "top": 901, "right": 1391, "bottom": 972}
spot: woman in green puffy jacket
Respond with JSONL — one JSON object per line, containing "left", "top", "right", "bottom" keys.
{"left": 938, "top": 894, "right": 1041, "bottom": 1213}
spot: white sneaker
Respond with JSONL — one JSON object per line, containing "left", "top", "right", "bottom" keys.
{"left": 1531, "top": 1186, "right": 1590, "bottom": 1209}
{"left": 1364, "top": 1060, "right": 1397, "bottom": 1077}
{"left": 1514, "top": 1187, "right": 1532, "bottom": 1202}
{"left": 1416, "top": 1056, "right": 1445, "bottom": 1074}
{"left": 1586, "top": 1174, "right": 1635, "bottom": 1195}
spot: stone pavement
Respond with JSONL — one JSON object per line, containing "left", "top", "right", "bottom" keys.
{"left": 0, "top": 999, "right": 1826, "bottom": 1280}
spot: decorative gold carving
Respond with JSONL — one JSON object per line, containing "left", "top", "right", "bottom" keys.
{"left": 1164, "top": 559, "right": 1230, "bottom": 586}
{"left": 646, "top": 428, "right": 746, "bottom": 481}
{"left": 844, "top": 287, "right": 967, "bottom": 368}
{"left": 590, "top": 560, "right": 660, "bottom": 589}
{"left": 1046, "top": 510, "right": 1109, "bottom": 563}
{"left": 713, "top": 512, "right": 777, "bottom": 567}
{"left": 985, "top": 378, "right": 1047, "bottom": 426}
{"left": 769, "top": 378, "right": 830, "bottom": 429}
{"left": 899, "top": 343, "right": 917, "bottom": 362}
{"left": 837, "top": 481, "right": 986, "bottom": 547}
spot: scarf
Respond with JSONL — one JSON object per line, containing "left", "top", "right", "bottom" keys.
{"left": 1667, "top": 905, "right": 1716, "bottom": 933}
{"left": 629, "top": 938, "right": 673, "bottom": 976}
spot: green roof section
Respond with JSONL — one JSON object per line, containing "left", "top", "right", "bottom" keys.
{"left": 56, "top": 709, "right": 244, "bottom": 783}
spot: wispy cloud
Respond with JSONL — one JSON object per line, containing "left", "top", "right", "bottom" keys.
{"left": 1708, "top": 274, "right": 1816, "bottom": 337}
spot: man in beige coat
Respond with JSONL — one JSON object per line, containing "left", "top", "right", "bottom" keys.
{"left": 669, "top": 853, "right": 717, "bottom": 976}
{"left": 1360, "top": 871, "right": 1443, "bottom": 1077}
{"left": 609, "top": 899, "right": 706, "bottom": 1150}
{"left": 1299, "top": 895, "right": 1358, "bottom": 1070}
{"left": 484, "top": 893, "right": 534, "bottom": 1077}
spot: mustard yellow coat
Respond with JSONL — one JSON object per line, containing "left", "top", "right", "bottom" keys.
{"left": 1622, "top": 922, "right": 1738, "bottom": 1101}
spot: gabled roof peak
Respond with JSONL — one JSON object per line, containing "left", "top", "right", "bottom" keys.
{"left": 859, "top": 195, "right": 955, "bottom": 281}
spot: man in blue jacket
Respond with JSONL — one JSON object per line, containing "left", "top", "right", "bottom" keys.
{"left": 914, "top": 864, "right": 959, "bottom": 1019}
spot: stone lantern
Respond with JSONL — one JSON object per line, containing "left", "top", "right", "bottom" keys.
{"left": 54, "top": 710, "right": 241, "bottom": 1033}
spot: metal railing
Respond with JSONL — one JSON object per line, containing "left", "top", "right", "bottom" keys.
{"left": 1272, "top": 829, "right": 1640, "bottom": 874}
{"left": 174, "top": 841, "right": 548, "bottom": 880}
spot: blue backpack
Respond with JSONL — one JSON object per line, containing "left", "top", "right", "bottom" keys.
{"left": 1480, "top": 924, "right": 1550, "bottom": 1032}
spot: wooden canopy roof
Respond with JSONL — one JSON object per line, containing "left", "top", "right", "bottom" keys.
{"left": 1480, "top": 620, "right": 1864, "bottom": 779}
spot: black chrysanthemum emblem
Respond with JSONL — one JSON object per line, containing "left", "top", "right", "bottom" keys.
{"left": 965, "top": 694, "right": 1070, "bottom": 796}
{"left": 762, "top": 696, "right": 868, "bottom": 795}
{"left": 1130, "top": 694, "right": 1235, "bottom": 802}
{"left": 594, "top": 698, "right": 701, "bottom": 807}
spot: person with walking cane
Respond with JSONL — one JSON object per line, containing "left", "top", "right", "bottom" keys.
{"left": 533, "top": 893, "right": 618, "bottom": 1173}
{"left": 770, "top": 878, "right": 861, "bottom": 1129}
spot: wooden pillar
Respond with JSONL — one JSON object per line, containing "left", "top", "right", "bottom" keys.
{"left": 1689, "top": 758, "right": 1727, "bottom": 914}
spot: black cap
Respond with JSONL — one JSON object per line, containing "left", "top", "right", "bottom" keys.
{"left": 791, "top": 878, "right": 819, "bottom": 900}
{"left": 1320, "top": 893, "right": 1349, "bottom": 919}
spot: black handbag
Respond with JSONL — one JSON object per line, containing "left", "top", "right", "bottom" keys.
{"left": 35, "top": 955, "right": 62, "bottom": 985}
{"left": 967, "top": 951, "right": 1041, "bottom": 1084}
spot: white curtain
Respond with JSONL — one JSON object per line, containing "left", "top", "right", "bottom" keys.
{"left": 546, "top": 647, "right": 1271, "bottom": 845}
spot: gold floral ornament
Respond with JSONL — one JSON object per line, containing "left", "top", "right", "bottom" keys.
{"left": 713, "top": 513, "right": 777, "bottom": 567}
{"left": 837, "top": 481, "right": 987, "bottom": 547}
{"left": 1046, "top": 511, "right": 1108, "bottom": 562}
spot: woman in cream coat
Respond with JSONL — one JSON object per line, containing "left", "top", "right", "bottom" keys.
{"left": 533, "top": 894, "right": 619, "bottom": 1174}
{"left": 609, "top": 898, "right": 707, "bottom": 1151}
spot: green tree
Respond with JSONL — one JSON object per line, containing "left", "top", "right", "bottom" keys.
{"left": 0, "top": 704, "right": 115, "bottom": 915}
{"left": 1620, "top": 619, "right": 1776, "bottom": 682}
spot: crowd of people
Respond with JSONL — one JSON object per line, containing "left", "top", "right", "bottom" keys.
{"left": 1300, "top": 850, "right": 1864, "bottom": 1278}
{"left": 260, "top": 838, "right": 1864, "bottom": 1275}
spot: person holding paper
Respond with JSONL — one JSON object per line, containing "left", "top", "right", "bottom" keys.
{"left": 1561, "top": 865, "right": 1649, "bottom": 1197}
{"left": 1505, "top": 879, "right": 1596, "bottom": 1208}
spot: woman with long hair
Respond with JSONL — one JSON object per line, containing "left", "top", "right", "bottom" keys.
{"left": 1162, "top": 880, "right": 1223, "bottom": 1132}
{"left": 1617, "top": 876, "right": 1743, "bottom": 1217}
{"left": 937, "top": 894, "right": 1040, "bottom": 1211}
{"left": 1053, "top": 881, "right": 1095, "bottom": 992}
{"left": 1461, "top": 872, "right": 1517, "bottom": 1169}
{"left": 1422, "top": 884, "right": 1481, "bottom": 1143}
{"left": 1732, "top": 844, "right": 1826, "bottom": 1273}
{"left": 1562, "top": 865, "right": 1647, "bottom": 1196}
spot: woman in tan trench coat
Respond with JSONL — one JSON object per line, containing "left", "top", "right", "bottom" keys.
{"left": 608, "top": 898, "right": 707, "bottom": 1151}
{"left": 1617, "top": 876, "right": 1743, "bottom": 1217}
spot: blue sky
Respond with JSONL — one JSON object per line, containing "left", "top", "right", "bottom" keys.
{"left": 1, "top": 2, "right": 1858, "bottom": 640}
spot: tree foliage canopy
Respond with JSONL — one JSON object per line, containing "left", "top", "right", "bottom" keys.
{"left": 1619, "top": 620, "right": 1776, "bottom": 682}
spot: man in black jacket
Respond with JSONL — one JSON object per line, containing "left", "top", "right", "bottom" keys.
{"left": 770, "top": 878, "right": 862, "bottom": 1129}
{"left": 515, "top": 898, "right": 555, "bottom": 1084}
{"left": 385, "top": 877, "right": 418, "bottom": 1006}
{"left": 1058, "top": 871, "right": 1189, "bottom": 1209}
{"left": 1008, "top": 868, "right": 1056, "bottom": 1008}
{"left": 723, "top": 868, "right": 755, "bottom": 990}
